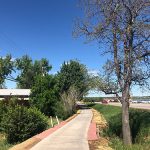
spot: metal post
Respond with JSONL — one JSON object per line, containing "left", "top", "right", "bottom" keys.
{"left": 56, "top": 116, "right": 59, "bottom": 125}
{"left": 50, "top": 116, "right": 53, "bottom": 127}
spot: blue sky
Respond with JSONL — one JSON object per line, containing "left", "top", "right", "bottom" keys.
{"left": 0, "top": 0, "right": 149, "bottom": 96}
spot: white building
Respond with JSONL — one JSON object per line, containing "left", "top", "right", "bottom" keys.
{"left": 0, "top": 89, "right": 31, "bottom": 100}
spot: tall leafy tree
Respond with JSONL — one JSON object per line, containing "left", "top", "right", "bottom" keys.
{"left": 15, "top": 55, "right": 33, "bottom": 88}
{"left": 15, "top": 55, "right": 52, "bottom": 88}
{"left": 57, "top": 60, "right": 89, "bottom": 99}
{"left": 0, "top": 55, "right": 13, "bottom": 88}
{"left": 74, "top": 0, "right": 150, "bottom": 145}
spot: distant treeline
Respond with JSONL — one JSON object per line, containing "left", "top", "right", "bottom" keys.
{"left": 83, "top": 97, "right": 115, "bottom": 102}
{"left": 132, "top": 96, "right": 150, "bottom": 100}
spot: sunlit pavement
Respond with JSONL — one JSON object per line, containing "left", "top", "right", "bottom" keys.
{"left": 30, "top": 109, "right": 92, "bottom": 150}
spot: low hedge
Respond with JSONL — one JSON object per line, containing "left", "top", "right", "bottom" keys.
{"left": 1, "top": 105, "right": 48, "bottom": 143}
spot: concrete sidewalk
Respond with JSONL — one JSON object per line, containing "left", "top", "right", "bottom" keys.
{"left": 30, "top": 109, "right": 92, "bottom": 150}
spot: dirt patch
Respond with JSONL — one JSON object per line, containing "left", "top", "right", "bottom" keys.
{"left": 88, "top": 109, "right": 113, "bottom": 150}
{"left": 92, "top": 109, "right": 107, "bottom": 129}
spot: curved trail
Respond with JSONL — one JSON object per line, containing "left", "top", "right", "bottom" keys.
{"left": 30, "top": 109, "right": 92, "bottom": 150}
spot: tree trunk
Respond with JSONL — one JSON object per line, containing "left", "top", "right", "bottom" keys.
{"left": 122, "top": 90, "right": 132, "bottom": 145}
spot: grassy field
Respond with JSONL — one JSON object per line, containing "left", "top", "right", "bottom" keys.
{"left": 92, "top": 104, "right": 121, "bottom": 120}
{"left": 89, "top": 104, "right": 150, "bottom": 150}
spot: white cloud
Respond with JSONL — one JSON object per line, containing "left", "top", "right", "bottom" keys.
{"left": 88, "top": 69, "right": 99, "bottom": 76}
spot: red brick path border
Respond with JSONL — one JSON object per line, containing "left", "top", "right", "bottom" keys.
{"left": 35, "top": 121, "right": 67, "bottom": 140}
{"left": 88, "top": 122, "right": 98, "bottom": 140}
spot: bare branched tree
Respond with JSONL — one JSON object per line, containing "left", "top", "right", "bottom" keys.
{"left": 74, "top": 0, "right": 150, "bottom": 145}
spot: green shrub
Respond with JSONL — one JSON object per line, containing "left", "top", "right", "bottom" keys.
{"left": 0, "top": 97, "right": 30, "bottom": 131}
{"left": 129, "top": 109, "right": 150, "bottom": 143}
{"left": 30, "top": 75, "right": 60, "bottom": 116}
{"left": 1, "top": 105, "right": 48, "bottom": 144}
{"left": 107, "top": 113, "right": 122, "bottom": 137}
{"left": 54, "top": 101, "right": 68, "bottom": 120}
{"left": 0, "top": 101, "right": 8, "bottom": 131}
{"left": 135, "top": 127, "right": 150, "bottom": 144}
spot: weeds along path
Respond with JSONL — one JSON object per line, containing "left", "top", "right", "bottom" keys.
{"left": 88, "top": 109, "right": 113, "bottom": 150}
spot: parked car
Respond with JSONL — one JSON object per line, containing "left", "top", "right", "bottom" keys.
{"left": 132, "top": 100, "right": 138, "bottom": 103}
{"left": 102, "top": 99, "right": 109, "bottom": 104}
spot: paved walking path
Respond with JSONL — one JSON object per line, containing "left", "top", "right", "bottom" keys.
{"left": 30, "top": 109, "right": 92, "bottom": 150}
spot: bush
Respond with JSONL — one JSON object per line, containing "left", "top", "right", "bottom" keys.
{"left": 30, "top": 75, "right": 60, "bottom": 116}
{"left": 0, "top": 97, "right": 30, "bottom": 131}
{"left": 1, "top": 105, "right": 48, "bottom": 144}
{"left": 107, "top": 113, "right": 122, "bottom": 138}
{"left": 130, "top": 109, "right": 150, "bottom": 143}
{"left": 0, "top": 101, "right": 8, "bottom": 131}
{"left": 54, "top": 101, "right": 68, "bottom": 120}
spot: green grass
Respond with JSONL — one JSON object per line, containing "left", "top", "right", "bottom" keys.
{"left": 110, "top": 137, "right": 150, "bottom": 150}
{"left": 0, "top": 140, "right": 12, "bottom": 150}
{"left": 0, "top": 134, "right": 12, "bottom": 150}
{"left": 89, "top": 103, "right": 150, "bottom": 150}
{"left": 92, "top": 104, "right": 121, "bottom": 120}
